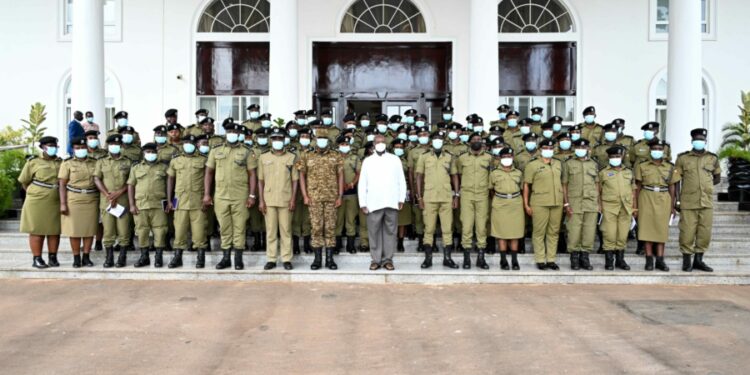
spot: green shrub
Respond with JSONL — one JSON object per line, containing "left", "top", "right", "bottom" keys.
{"left": 0, "top": 126, "right": 25, "bottom": 146}
{"left": 0, "top": 150, "right": 26, "bottom": 217}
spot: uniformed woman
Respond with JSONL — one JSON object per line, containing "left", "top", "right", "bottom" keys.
{"left": 58, "top": 136, "right": 99, "bottom": 267}
{"left": 635, "top": 140, "right": 681, "bottom": 271}
{"left": 598, "top": 146, "right": 636, "bottom": 271}
{"left": 392, "top": 138, "right": 413, "bottom": 252}
{"left": 18, "top": 136, "right": 63, "bottom": 268}
{"left": 490, "top": 147, "right": 524, "bottom": 270}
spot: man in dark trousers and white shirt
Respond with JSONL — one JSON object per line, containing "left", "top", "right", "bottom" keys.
{"left": 358, "top": 134, "right": 407, "bottom": 271}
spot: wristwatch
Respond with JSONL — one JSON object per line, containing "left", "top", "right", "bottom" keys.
{"left": 248, "top": 194, "right": 256, "bottom": 199}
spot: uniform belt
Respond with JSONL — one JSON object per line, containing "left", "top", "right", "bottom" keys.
{"left": 66, "top": 186, "right": 98, "bottom": 194}
{"left": 31, "top": 180, "right": 58, "bottom": 189}
{"left": 643, "top": 185, "right": 669, "bottom": 193}
{"left": 495, "top": 192, "right": 521, "bottom": 199}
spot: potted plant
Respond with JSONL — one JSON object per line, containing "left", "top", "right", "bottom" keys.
{"left": 719, "top": 91, "right": 750, "bottom": 202}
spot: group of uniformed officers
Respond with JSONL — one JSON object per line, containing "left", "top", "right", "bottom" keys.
{"left": 19, "top": 104, "right": 721, "bottom": 273}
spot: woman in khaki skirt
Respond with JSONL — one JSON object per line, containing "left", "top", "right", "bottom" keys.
{"left": 18, "top": 136, "right": 63, "bottom": 268}
{"left": 635, "top": 140, "right": 681, "bottom": 272}
{"left": 58, "top": 137, "right": 100, "bottom": 268}
{"left": 489, "top": 147, "right": 524, "bottom": 270}
{"left": 393, "top": 139, "right": 413, "bottom": 252}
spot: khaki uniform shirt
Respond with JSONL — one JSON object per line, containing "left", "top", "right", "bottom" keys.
{"left": 579, "top": 123, "right": 603, "bottom": 144}
{"left": 18, "top": 156, "right": 62, "bottom": 196}
{"left": 95, "top": 155, "right": 133, "bottom": 208}
{"left": 88, "top": 148, "right": 108, "bottom": 160}
{"left": 599, "top": 166, "right": 636, "bottom": 211}
{"left": 490, "top": 167, "right": 523, "bottom": 195}
{"left": 562, "top": 157, "right": 599, "bottom": 213}
{"left": 206, "top": 144, "right": 257, "bottom": 200}
{"left": 121, "top": 144, "right": 142, "bottom": 162}
{"left": 452, "top": 152, "right": 492, "bottom": 201}
{"left": 127, "top": 161, "right": 168, "bottom": 210}
{"left": 342, "top": 153, "right": 361, "bottom": 197}
{"left": 524, "top": 158, "right": 563, "bottom": 207}
{"left": 58, "top": 158, "right": 98, "bottom": 204}
{"left": 515, "top": 149, "right": 539, "bottom": 172}
{"left": 630, "top": 139, "right": 672, "bottom": 166}
{"left": 167, "top": 153, "right": 207, "bottom": 211}
{"left": 258, "top": 151, "right": 299, "bottom": 207}
{"left": 157, "top": 144, "right": 180, "bottom": 165}
{"left": 675, "top": 150, "right": 721, "bottom": 210}
{"left": 635, "top": 160, "right": 681, "bottom": 188}
{"left": 416, "top": 150, "right": 454, "bottom": 203}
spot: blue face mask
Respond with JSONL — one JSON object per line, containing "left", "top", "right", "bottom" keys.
{"left": 297, "top": 118, "right": 307, "bottom": 126}
{"left": 108, "top": 145, "right": 121, "bottom": 154}
{"left": 238, "top": 133, "right": 246, "bottom": 142}
{"left": 650, "top": 150, "right": 664, "bottom": 160}
{"left": 541, "top": 149, "right": 554, "bottom": 158}
{"left": 199, "top": 145, "right": 210, "bottom": 154}
{"left": 377, "top": 124, "right": 388, "bottom": 134}
{"left": 609, "top": 158, "right": 622, "bottom": 167}
{"left": 74, "top": 149, "right": 88, "bottom": 159}
{"left": 408, "top": 135, "right": 418, "bottom": 142}
{"left": 257, "top": 138, "right": 268, "bottom": 146}
{"left": 542, "top": 130, "right": 553, "bottom": 139}
{"left": 531, "top": 114, "right": 542, "bottom": 122}
{"left": 404, "top": 116, "right": 415, "bottom": 124}
{"left": 489, "top": 135, "right": 499, "bottom": 141}
{"left": 122, "top": 134, "right": 134, "bottom": 144}
{"left": 366, "top": 134, "right": 375, "bottom": 142}
{"left": 520, "top": 126, "right": 530, "bottom": 135}
{"left": 442, "top": 114, "right": 453, "bottom": 121}
{"left": 448, "top": 132, "right": 458, "bottom": 140}
{"left": 272, "top": 141, "right": 284, "bottom": 150}
{"left": 45, "top": 147, "right": 58, "bottom": 157}
{"left": 525, "top": 142, "right": 537, "bottom": 151}
{"left": 339, "top": 145, "right": 351, "bottom": 154}
{"left": 559, "top": 140, "right": 571, "bottom": 150}
{"left": 571, "top": 133, "right": 581, "bottom": 141}
{"left": 244, "top": 139, "right": 253, "bottom": 146}
{"left": 397, "top": 133, "right": 408, "bottom": 141}
{"left": 86, "top": 117, "right": 94, "bottom": 123}
{"left": 87, "top": 139, "right": 99, "bottom": 149}
{"left": 261, "top": 120, "right": 272, "bottom": 128}
{"left": 575, "top": 149, "right": 587, "bottom": 158}
{"left": 288, "top": 129, "right": 298, "bottom": 138}
{"left": 418, "top": 136, "right": 429, "bottom": 145}
{"left": 360, "top": 120, "right": 370, "bottom": 127}
{"left": 459, "top": 134, "right": 470, "bottom": 143}
{"left": 692, "top": 140, "right": 706, "bottom": 151}
{"left": 250, "top": 111, "right": 260, "bottom": 119}
{"left": 604, "top": 132, "right": 617, "bottom": 142}
{"left": 394, "top": 148, "right": 405, "bottom": 157}
{"left": 323, "top": 118, "right": 333, "bottom": 126}
{"left": 284, "top": 137, "right": 290, "bottom": 145}
{"left": 183, "top": 143, "right": 196, "bottom": 154}
{"left": 144, "top": 152, "right": 158, "bottom": 162}
{"left": 644, "top": 130, "right": 655, "bottom": 140}
{"left": 226, "top": 133, "right": 239, "bottom": 144}
{"left": 416, "top": 120, "right": 425, "bottom": 127}
{"left": 389, "top": 123, "right": 400, "bottom": 131}
{"left": 492, "top": 148, "right": 501, "bottom": 156}
{"left": 117, "top": 118, "right": 128, "bottom": 127}
{"left": 552, "top": 123, "right": 562, "bottom": 132}
{"left": 300, "top": 138, "right": 311, "bottom": 147}
{"left": 316, "top": 138, "right": 329, "bottom": 148}
{"left": 432, "top": 139, "right": 443, "bottom": 150}
{"left": 584, "top": 115, "right": 596, "bottom": 124}
{"left": 474, "top": 126, "right": 483, "bottom": 133}
{"left": 155, "top": 136, "right": 167, "bottom": 144}
{"left": 499, "top": 113, "right": 507, "bottom": 121}
{"left": 507, "top": 119, "right": 518, "bottom": 128}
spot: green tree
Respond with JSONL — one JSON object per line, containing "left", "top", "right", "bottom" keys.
{"left": 20, "top": 102, "right": 48, "bottom": 150}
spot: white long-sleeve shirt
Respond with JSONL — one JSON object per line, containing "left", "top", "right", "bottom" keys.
{"left": 358, "top": 151, "right": 407, "bottom": 212}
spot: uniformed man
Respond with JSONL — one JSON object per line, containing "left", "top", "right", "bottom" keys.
{"left": 630, "top": 122, "right": 672, "bottom": 166}
{"left": 530, "top": 107, "right": 544, "bottom": 135}
{"left": 258, "top": 112, "right": 274, "bottom": 133}
{"left": 199, "top": 117, "right": 225, "bottom": 148}
{"left": 452, "top": 132, "right": 492, "bottom": 269}
{"left": 374, "top": 114, "right": 389, "bottom": 140}
{"left": 415, "top": 131, "right": 458, "bottom": 269}
{"left": 613, "top": 118, "right": 635, "bottom": 151}
{"left": 386, "top": 115, "right": 401, "bottom": 145}
{"left": 242, "top": 104, "right": 262, "bottom": 132}
{"left": 292, "top": 109, "right": 307, "bottom": 127}
{"left": 516, "top": 131, "right": 540, "bottom": 172}
{"left": 408, "top": 126, "right": 431, "bottom": 251}
{"left": 635, "top": 139, "right": 681, "bottom": 271}
{"left": 259, "top": 128, "right": 299, "bottom": 270}
{"left": 335, "top": 135, "right": 360, "bottom": 254}
{"left": 502, "top": 111, "right": 524, "bottom": 153}
{"left": 94, "top": 134, "right": 133, "bottom": 268}
{"left": 392, "top": 138, "right": 412, "bottom": 252}
{"left": 127, "top": 143, "right": 168, "bottom": 268}
{"left": 297, "top": 126, "right": 344, "bottom": 270}
{"left": 18, "top": 136, "right": 63, "bottom": 268}
{"left": 286, "top": 120, "right": 302, "bottom": 148}
{"left": 488, "top": 125, "right": 505, "bottom": 144}
{"left": 523, "top": 138, "right": 563, "bottom": 270}
{"left": 578, "top": 106, "right": 603, "bottom": 143}
{"left": 593, "top": 124, "right": 624, "bottom": 170}
{"left": 554, "top": 131, "right": 575, "bottom": 162}
{"left": 185, "top": 109, "right": 208, "bottom": 137}
{"left": 489, "top": 146, "right": 524, "bottom": 270}
{"left": 675, "top": 128, "right": 721, "bottom": 272}
{"left": 444, "top": 122, "right": 468, "bottom": 249}
{"left": 306, "top": 109, "right": 318, "bottom": 124}
{"left": 247, "top": 127, "right": 269, "bottom": 252}
{"left": 549, "top": 116, "right": 564, "bottom": 139}
{"left": 562, "top": 138, "right": 599, "bottom": 271}
{"left": 490, "top": 104, "right": 510, "bottom": 130}
{"left": 166, "top": 123, "right": 184, "bottom": 148}
{"left": 357, "top": 141, "right": 375, "bottom": 252}
{"left": 598, "top": 146, "right": 636, "bottom": 271}
{"left": 441, "top": 105, "right": 456, "bottom": 125}
{"left": 153, "top": 125, "right": 180, "bottom": 164}
{"left": 320, "top": 110, "right": 340, "bottom": 143}
{"left": 118, "top": 126, "right": 142, "bottom": 162}
{"left": 291, "top": 128, "right": 314, "bottom": 254}
{"left": 107, "top": 111, "right": 141, "bottom": 146}
{"left": 569, "top": 124, "right": 583, "bottom": 144}
{"left": 85, "top": 130, "right": 107, "bottom": 160}
{"left": 203, "top": 121, "right": 257, "bottom": 270}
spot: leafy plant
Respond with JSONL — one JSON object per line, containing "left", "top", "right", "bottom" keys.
{"left": 0, "top": 150, "right": 26, "bottom": 217}
{"left": 720, "top": 91, "right": 750, "bottom": 150}
{"left": 20, "top": 102, "right": 47, "bottom": 150}
{"left": 719, "top": 146, "right": 750, "bottom": 163}
{"left": 274, "top": 118, "right": 286, "bottom": 128}
{"left": 0, "top": 126, "right": 25, "bottom": 146}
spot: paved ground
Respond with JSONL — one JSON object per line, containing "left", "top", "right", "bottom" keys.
{"left": 0, "top": 280, "right": 749, "bottom": 375}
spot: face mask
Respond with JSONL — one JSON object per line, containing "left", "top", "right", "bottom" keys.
{"left": 531, "top": 114, "right": 542, "bottom": 122}
{"left": 389, "top": 123, "right": 400, "bottom": 131}
{"left": 339, "top": 145, "right": 351, "bottom": 154}
{"left": 297, "top": 118, "right": 307, "bottom": 126}
{"left": 525, "top": 142, "right": 537, "bottom": 151}
{"left": 571, "top": 133, "right": 581, "bottom": 141}
{"left": 604, "top": 132, "right": 617, "bottom": 142}
{"left": 507, "top": 119, "right": 518, "bottom": 128}
{"left": 499, "top": 113, "right": 507, "bottom": 121}
{"left": 257, "top": 138, "right": 268, "bottom": 146}
{"left": 520, "top": 126, "right": 530, "bottom": 135}
{"left": 575, "top": 149, "right": 587, "bottom": 158}
{"left": 650, "top": 150, "right": 664, "bottom": 160}
{"left": 284, "top": 137, "right": 290, "bottom": 145}
{"left": 346, "top": 124, "right": 356, "bottom": 130}
{"left": 552, "top": 124, "right": 562, "bottom": 132}
{"left": 416, "top": 120, "right": 425, "bottom": 127}
{"left": 432, "top": 139, "right": 443, "bottom": 150}
{"left": 86, "top": 117, "right": 94, "bottom": 123}
{"left": 261, "top": 120, "right": 272, "bottom": 128}
{"left": 367, "top": 134, "right": 375, "bottom": 142}
{"left": 542, "top": 130, "right": 553, "bottom": 139}
{"left": 418, "top": 136, "right": 429, "bottom": 145}
{"left": 584, "top": 115, "right": 595, "bottom": 124}
{"left": 448, "top": 131, "right": 458, "bottom": 140}
{"left": 288, "top": 129, "right": 298, "bottom": 138}
{"left": 474, "top": 126, "right": 484, "bottom": 133}
{"left": 74, "top": 149, "right": 88, "bottom": 159}
{"left": 183, "top": 143, "right": 196, "bottom": 154}
{"left": 644, "top": 130, "right": 655, "bottom": 140}
{"left": 500, "top": 158, "right": 513, "bottom": 167}
{"left": 155, "top": 136, "right": 167, "bottom": 144}
{"left": 226, "top": 133, "right": 239, "bottom": 143}
{"left": 272, "top": 141, "right": 284, "bottom": 150}
{"left": 396, "top": 133, "right": 407, "bottom": 141}
{"left": 609, "top": 158, "right": 622, "bottom": 167}
{"left": 559, "top": 140, "right": 571, "bottom": 150}
{"left": 199, "top": 145, "right": 210, "bottom": 154}
{"left": 122, "top": 134, "right": 134, "bottom": 144}
{"left": 408, "top": 135, "right": 418, "bottom": 142}
{"left": 470, "top": 142, "right": 483, "bottom": 151}
{"left": 117, "top": 118, "right": 128, "bottom": 127}
{"left": 404, "top": 116, "right": 415, "bottom": 124}
{"left": 87, "top": 139, "right": 99, "bottom": 149}
{"left": 197, "top": 115, "right": 206, "bottom": 123}
{"left": 489, "top": 135, "right": 499, "bottom": 141}
{"left": 466, "top": 124, "right": 474, "bottom": 132}
{"left": 323, "top": 118, "right": 333, "bottom": 126}
{"left": 360, "top": 120, "right": 370, "bottom": 127}
{"left": 541, "top": 149, "right": 554, "bottom": 158}
{"left": 300, "top": 138, "right": 311, "bottom": 147}
{"left": 394, "top": 148, "right": 405, "bottom": 157}
{"left": 375, "top": 143, "right": 387, "bottom": 153}
{"left": 244, "top": 139, "right": 253, "bottom": 146}
{"left": 45, "top": 147, "right": 58, "bottom": 157}
{"left": 250, "top": 111, "right": 260, "bottom": 119}
{"left": 316, "top": 138, "right": 329, "bottom": 148}
{"left": 442, "top": 114, "right": 452, "bottom": 121}
{"left": 349, "top": 138, "right": 354, "bottom": 145}
{"left": 377, "top": 124, "right": 388, "bottom": 134}
{"left": 108, "top": 145, "right": 121, "bottom": 154}
{"left": 144, "top": 153, "right": 158, "bottom": 162}
{"left": 459, "top": 134, "right": 470, "bottom": 143}
{"left": 238, "top": 133, "right": 246, "bottom": 142}
{"left": 492, "top": 148, "right": 502, "bottom": 156}
{"left": 692, "top": 140, "right": 706, "bottom": 151}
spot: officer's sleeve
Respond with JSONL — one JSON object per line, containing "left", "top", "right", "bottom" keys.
{"left": 674, "top": 155, "right": 684, "bottom": 176}
{"left": 561, "top": 161, "right": 569, "bottom": 184}
{"left": 94, "top": 159, "right": 103, "bottom": 179}
{"left": 257, "top": 156, "right": 265, "bottom": 181}
{"left": 450, "top": 156, "right": 460, "bottom": 175}
{"left": 291, "top": 155, "right": 300, "bottom": 181}
{"left": 634, "top": 162, "right": 642, "bottom": 182}
{"left": 712, "top": 156, "right": 722, "bottom": 175}
{"left": 205, "top": 149, "right": 216, "bottom": 169}
{"left": 126, "top": 167, "right": 136, "bottom": 186}
{"left": 58, "top": 162, "right": 70, "bottom": 180}
{"left": 296, "top": 153, "right": 307, "bottom": 173}
{"left": 336, "top": 154, "right": 344, "bottom": 174}
{"left": 416, "top": 153, "right": 425, "bottom": 175}
{"left": 670, "top": 164, "right": 681, "bottom": 184}
{"left": 246, "top": 151, "right": 257, "bottom": 171}
{"left": 17, "top": 162, "right": 32, "bottom": 185}
{"left": 523, "top": 162, "right": 536, "bottom": 185}
{"left": 166, "top": 159, "right": 176, "bottom": 177}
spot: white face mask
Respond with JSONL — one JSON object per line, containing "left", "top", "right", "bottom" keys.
{"left": 339, "top": 145, "right": 351, "bottom": 154}
{"left": 300, "top": 138, "right": 311, "bottom": 147}
{"left": 541, "top": 149, "right": 554, "bottom": 159}
{"left": 272, "top": 140, "right": 284, "bottom": 150}
{"left": 500, "top": 158, "right": 513, "bottom": 167}
{"left": 144, "top": 153, "right": 158, "bottom": 162}
{"left": 250, "top": 111, "right": 260, "bottom": 119}
{"left": 374, "top": 143, "right": 387, "bottom": 153}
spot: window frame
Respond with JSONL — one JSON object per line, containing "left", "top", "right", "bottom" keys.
{"left": 648, "top": 0, "right": 717, "bottom": 41}
{"left": 499, "top": 96, "right": 577, "bottom": 125}
{"left": 196, "top": 95, "right": 270, "bottom": 135}
{"left": 58, "top": 0, "right": 123, "bottom": 42}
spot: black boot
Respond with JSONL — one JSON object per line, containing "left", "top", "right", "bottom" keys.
{"left": 693, "top": 253, "right": 713, "bottom": 272}
{"left": 73, "top": 254, "right": 82, "bottom": 268}
{"left": 292, "top": 236, "right": 301, "bottom": 255}
{"left": 615, "top": 250, "right": 631, "bottom": 271}
{"left": 500, "top": 252, "right": 509, "bottom": 270}
{"left": 416, "top": 236, "right": 424, "bottom": 252}
{"left": 251, "top": 232, "right": 262, "bottom": 252}
{"left": 596, "top": 230, "right": 604, "bottom": 254}
{"left": 558, "top": 233, "right": 568, "bottom": 254}
{"left": 346, "top": 236, "right": 357, "bottom": 254}
{"left": 95, "top": 240, "right": 103, "bottom": 251}
{"left": 604, "top": 251, "right": 614, "bottom": 271}
{"left": 682, "top": 254, "right": 693, "bottom": 272}
{"left": 397, "top": 237, "right": 405, "bottom": 252}
{"left": 32, "top": 256, "right": 48, "bottom": 269}
{"left": 636, "top": 241, "right": 645, "bottom": 256}
{"left": 325, "top": 248, "right": 338, "bottom": 270}
{"left": 303, "top": 236, "right": 312, "bottom": 254}
{"left": 103, "top": 246, "right": 115, "bottom": 268}
{"left": 47, "top": 253, "right": 60, "bottom": 267}
{"left": 511, "top": 252, "right": 520, "bottom": 270}
{"left": 579, "top": 252, "right": 593, "bottom": 271}
{"left": 196, "top": 248, "right": 206, "bottom": 269}
{"left": 645, "top": 256, "right": 654, "bottom": 271}
{"left": 310, "top": 248, "right": 322, "bottom": 270}
{"left": 518, "top": 237, "right": 526, "bottom": 254}
{"left": 476, "top": 249, "right": 489, "bottom": 270}
{"left": 486, "top": 238, "right": 496, "bottom": 254}
{"left": 442, "top": 246, "right": 458, "bottom": 269}
{"left": 570, "top": 251, "right": 581, "bottom": 270}
{"left": 82, "top": 253, "right": 94, "bottom": 267}
{"left": 115, "top": 246, "right": 127, "bottom": 268}
{"left": 462, "top": 249, "right": 471, "bottom": 269}
{"left": 168, "top": 249, "right": 183, "bottom": 269}
{"left": 234, "top": 248, "right": 244, "bottom": 270}
{"left": 154, "top": 248, "right": 164, "bottom": 268}
{"left": 655, "top": 256, "right": 669, "bottom": 272}
{"left": 421, "top": 244, "right": 432, "bottom": 269}
{"left": 334, "top": 236, "right": 342, "bottom": 255}
{"left": 216, "top": 249, "right": 232, "bottom": 270}
{"left": 134, "top": 248, "right": 150, "bottom": 268}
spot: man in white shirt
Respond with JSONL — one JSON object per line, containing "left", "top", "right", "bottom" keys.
{"left": 358, "top": 134, "right": 407, "bottom": 270}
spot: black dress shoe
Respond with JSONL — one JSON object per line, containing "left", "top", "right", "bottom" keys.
{"left": 264, "top": 262, "right": 276, "bottom": 270}
{"left": 32, "top": 256, "right": 48, "bottom": 269}
{"left": 81, "top": 253, "right": 94, "bottom": 267}
{"left": 283, "top": 262, "right": 293, "bottom": 270}
{"left": 47, "top": 254, "right": 60, "bottom": 267}
{"left": 546, "top": 262, "right": 560, "bottom": 271}
{"left": 536, "top": 263, "right": 547, "bottom": 270}
{"left": 72, "top": 255, "right": 82, "bottom": 268}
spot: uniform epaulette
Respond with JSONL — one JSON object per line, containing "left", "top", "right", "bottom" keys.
{"left": 25, "top": 154, "right": 37, "bottom": 160}
{"left": 198, "top": 153, "right": 208, "bottom": 158}
{"left": 639, "top": 159, "right": 650, "bottom": 164}
{"left": 242, "top": 144, "right": 252, "bottom": 150}
{"left": 678, "top": 150, "right": 690, "bottom": 157}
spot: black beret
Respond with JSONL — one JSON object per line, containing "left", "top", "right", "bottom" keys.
{"left": 507, "top": 110, "right": 520, "bottom": 117}
{"left": 335, "top": 135, "right": 349, "bottom": 144}
{"left": 497, "top": 104, "right": 510, "bottom": 112}
{"left": 436, "top": 121, "right": 447, "bottom": 129}
{"left": 539, "top": 139, "right": 555, "bottom": 147}
{"left": 244, "top": 127, "right": 253, "bottom": 136}
{"left": 255, "top": 128, "right": 270, "bottom": 136}
{"left": 320, "top": 110, "right": 333, "bottom": 117}
{"left": 549, "top": 116, "right": 563, "bottom": 123}
{"left": 375, "top": 114, "right": 389, "bottom": 122}
{"left": 164, "top": 109, "right": 178, "bottom": 117}
{"left": 153, "top": 125, "right": 167, "bottom": 133}
{"left": 293, "top": 110, "right": 306, "bottom": 116}
{"left": 83, "top": 130, "right": 100, "bottom": 137}
{"left": 391, "top": 138, "right": 407, "bottom": 146}
{"left": 569, "top": 124, "right": 582, "bottom": 132}
{"left": 531, "top": 107, "right": 544, "bottom": 114}
{"left": 113, "top": 111, "right": 128, "bottom": 119}
{"left": 648, "top": 139, "right": 668, "bottom": 148}
{"left": 142, "top": 142, "right": 157, "bottom": 151}
{"left": 341, "top": 128, "right": 355, "bottom": 136}
{"left": 269, "top": 128, "right": 286, "bottom": 138}
{"left": 298, "top": 128, "right": 312, "bottom": 135}
{"left": 583, "top": 106, "right": 596, "bottom": 115}
{"left": 117, "top": 126, "right": 135, "bottom": 133}
{"left": 389, "top": 115, "right": 402, "bottom": 123}
{"left": 519, "top": 118, "right": 532, "bottom": 126}
{"left": 358, "top": 112, "right": 371, "bottom": 120}
{"left": 603, "top": 123, "right": 617, "bottom": 132}
{"left": 403, "top": 109, "right": 417, "bottom": 116}
{"left": 489, "top": 125, "right": 504, "bottom": 133}
{"left": 447, "top": 123, "right": 462, "bottom": 131}
{"left": 498, "top": 147, "right": 514, "bottom": 156}
{"left": 200, "top": 117, "right": 215, "bottom": 125}
{"left": 417, "top": 126, "right": 431, "bottom": 133}
{"left": 641, "top": 121, "right": 660, "bottom": 130}
{"left": 491, "top": 136, "right": 505, "bottom": 144}
{"left": 471, "top": 116, "right": 484, "bottom": 124}
{"left": 167, "top": 123, "right": 182, "bottom": 132}
{"left": 39, "top": 136, "right": 58, "bottom": 146}
{"left": 691, "top": 128, "right": 708, "bottom": 138}
{"left": 259, "top": 113, "right": 272, "bottom": 120}
{"left": 222, "top": 118, "right": 236, "bottom": 127}
{"left": 343, "top": 113, "right": 356, "bottom": 122}
{"left": 612, "top": 118, "right": 625, "bottom": 126}
{"left": 573, "top": 139, "right": 590, "bottom": 147}
{"left": 396, "top": 125, "right": 407, "bottom": 133}
{"left": 442, "top": 105, "right": 454, "bottom": 112}
{"left": 285, "top": 120, "right": 297, "bottom": 128}
{"left": 541, "top": 122, "right": 553, "bottom": 130}
{"left": 106, "top": 134, "right": 123, "bottom": 143}
{"left": 606, "top": 146, "right": 625, "bottom": 156}
{"left": 305, "top": 109, "right": 317, "bottom": 116}
{"left": 195, "top": 109, "right": 208, "bottom": 116}
{"left": 557, "top": 132, "right": 571, "bottom": 140}
{"left": 308, "top": 119, "right": 323, "bottom": 126}
{"left": 431, "top": 131, "right": 445, "bottom": 139}
{"left": 182, "top": 134, "right": 198, "bottom": 143}
{"left": 247, "top": 104, "right": 261, "bottom": 111}
{"left": 415, "top": 113, "right": 428, "bottom": 121}
{"left": 522, "top": 133, "right": 538, "bottom": 141}
{"left": 71, "top": 136, "right": 87, "bottom": 146}
{"left": 224, "top": 123, "right": 243, "bottom": 132}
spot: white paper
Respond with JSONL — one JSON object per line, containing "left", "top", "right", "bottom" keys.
{"left": 107, "top": 204, "right": 126, "bottom": 218}
{"left": 597, "top": 213, "right": 603, "bottom": 226}
{"left": 630, "top": 217, "right": 637, "bottom": 231}
{"left": 669, "top": 213, "right": 675, "bottom": 226}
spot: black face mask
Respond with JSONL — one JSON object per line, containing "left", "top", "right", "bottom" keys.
{"left": 470, "top": 142, "right": 483, "bottom": 151}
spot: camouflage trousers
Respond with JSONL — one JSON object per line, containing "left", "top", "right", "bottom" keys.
{"left": 309, "top": 200, "right": 337, "bottom": 248}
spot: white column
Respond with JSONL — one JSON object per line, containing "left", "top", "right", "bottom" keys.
{"left": 666, "top": 0, "right": 702, "bottom": 152}
{"left": 268, "top": 0, "right": 298, "bottom": 119}
{"left": 468, "top": 0, "right": 500, "bottom": 122}
{"left": 71, "top": 0, "right": 105, "bottom": 144}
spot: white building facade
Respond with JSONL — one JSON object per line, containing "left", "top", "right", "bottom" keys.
{"left": 1, "top": 0, "right": 748, "bottom": 153}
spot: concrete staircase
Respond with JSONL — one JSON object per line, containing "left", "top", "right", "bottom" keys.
{"left": 0, "top": 183, "right": 748, "bottom": 285}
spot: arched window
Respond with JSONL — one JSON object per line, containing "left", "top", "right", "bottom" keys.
{"left": 197, "top": 0, "right": 270, "bottom": 33}
{"left": 64, "top": 72, "right": 121, "bottom": 132}
{"left": 497, "top": 0, "right": 574, "bottom": 33}
{"left": 340, "top": 0, "right": 426, "bottom": 33}
{"left": 651, "top": 74, "right": 710, "bottom": 138}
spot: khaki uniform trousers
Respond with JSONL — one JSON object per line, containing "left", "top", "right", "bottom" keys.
{"left": 567, "top": 211, "right": 598, "bottom": 252}
{"left": 460, "top": 197, "right": 489, "bottom": 249}
{"left": 102, "top": 210, "right": 132, "bottom": 247}
{"left": 531, "top": 205, "right": 563, "bottom": 263}
{"left": 600, "top": 202, "right": 630, "bottom": 251}
{"left": 134, "top": 208, "right": 167, "bottom": 249}
{"left": 265, "top": 206, "right": 293, "bottom": 262}
{"left": 423, "top": 202, "right": 453, "bottom": 246}
{"left": 214, "top": 198, "right": 249, "bottom": 250}
{"left": 174, "top": 209, "right": 207, "bottom": 249}
{"left": 679, "top": 208, "right": 713, "bottom": 255}
{"left": 335, "top": 195, "right": 358, "bottom": 237}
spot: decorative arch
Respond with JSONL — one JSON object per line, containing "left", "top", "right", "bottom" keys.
{"left": 647, "top": 67, "right": 715, "bottom": 141}
{"left": 340, "top": 0, "right": 426, "bottom": 33}
{"left": 497, "top": 0, "right": 575, "bottom": 33}
{"left": 196, "top": 0, "right": 270, "bottom": 33}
